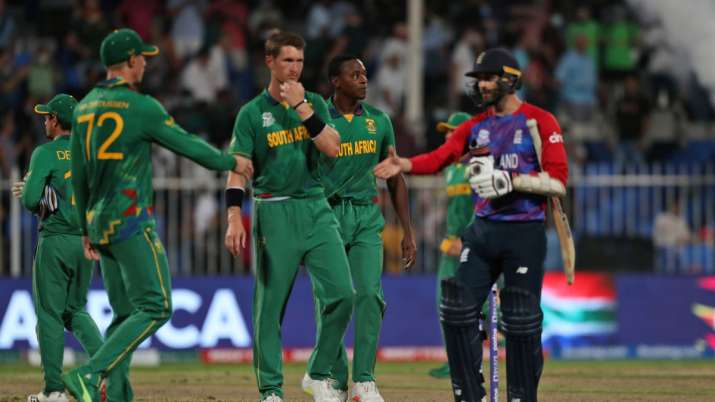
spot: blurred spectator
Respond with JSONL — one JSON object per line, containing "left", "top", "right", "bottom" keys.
{"left": 602, "top": 6, "right": 640, "bottom": 81}
{"left": 423, "top": 13, "right": 453, "bottom": 109}
{"left": 0, "top": 44, "right": 29, "bottom": 110}
{"left": 247, "top": 0, "right": 283, "bottom": 38}
{"left": 116, "top": 0, "right": 162, "bottom": 40}
{"left": 555, "top": 34, "right": 597, "bottom": 122}
{"left": 654, "top": 200, "right": 692, "bottom": 248}
{"left": 27, "top": 45, "right": 57, "bottom": 100}
{"left": 180, "top": 45, "right": 228, "bottom": 103}
{"left": 0, "top": 111, "right": 16, "bottom": 177}
{"left": 613, "top": 75, "right": 651, "bottom": 167}
{"left": 68, "top": 0, "right": 112, "bottom": 60}
{"left": 565, "top": 5, "right": 600, "bottom": 66}
{"left": 653, "top": 199, "right": 693, "bottom": 273}
{"left": 645, "top": 90, "right": 686, "bottom": 162}
{"left": 305, "top": 0, "right": 332, "bottom": 40}
{"left": 449, "top": 27, "right": 484, "bottom": 112}
{"left": 206, "top": 0, "right": 249, "bottom": 69}
{"left": 0, "top": 0, "right": 16, "bottom": 48}
{"left": 168, "top": 0, "right": 206, "bottom": 60}
{"left": 369, "top": 23, "right": 408, "bottom": 117}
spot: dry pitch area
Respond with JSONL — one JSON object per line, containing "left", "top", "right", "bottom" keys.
{"left": 2, "top": 360, "right": 715, "bottom": 401}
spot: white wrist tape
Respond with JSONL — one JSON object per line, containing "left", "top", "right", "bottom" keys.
{"left": 512, "top": 172, "right": 566, "bottom": 197}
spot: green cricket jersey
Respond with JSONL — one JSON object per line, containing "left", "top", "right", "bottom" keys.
{"left": 71, "top": 77, "right": 237, "bottom": 245}
{"left": 229, "top": 90, "right": 331, "bottom": 199}
{"left": 444, "top": 163, "right": 473, "bottom": 237}
{"left": 21, "top": 135, "right": 82, "bottom": 236}
{"left": 320, "top": 99, "right": 395, "bottom": 203}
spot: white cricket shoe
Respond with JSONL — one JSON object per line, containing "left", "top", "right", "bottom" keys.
{"left": 27, "top": 392, "right": 69, "bottom": 402}
{"left": 301, "top": 373, "right": 344, "bottom": 402}
{"left": 328, "top": 378, "right": 348, "bottom": 402}
{"left": 261, "top": 393, "right": 283, "bottom": 402}
{"left": 350, "top": 381, "right": 384, "bottom": 402}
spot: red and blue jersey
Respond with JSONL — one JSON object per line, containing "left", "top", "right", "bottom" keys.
{"left": 410, "top": 102, "right": 568, "bottom": 222}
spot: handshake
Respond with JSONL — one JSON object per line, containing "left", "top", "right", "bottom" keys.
{"left": 467, "top": 151, "right": 513, "bottom": 199}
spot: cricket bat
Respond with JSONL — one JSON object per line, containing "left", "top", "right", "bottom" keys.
{"left": 526, "top": 119, "right": 576, "bottom": 285}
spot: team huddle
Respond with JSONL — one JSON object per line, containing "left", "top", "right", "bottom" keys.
{"left": 13, "top": 28, "right": 567, "bottom": 402}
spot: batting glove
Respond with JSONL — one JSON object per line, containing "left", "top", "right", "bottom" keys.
{"left": 469, "top": 169, "right": 513, "bottom": 199}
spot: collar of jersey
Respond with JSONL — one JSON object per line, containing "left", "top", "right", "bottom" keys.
{"left": 263, "top": 89, "right": 292, "bottom": 108}
{"left": 97, "top": 77, "right": 130, "bottom": 88}
{"left": 328, "top": 97, "right": 365, "bottom": 119}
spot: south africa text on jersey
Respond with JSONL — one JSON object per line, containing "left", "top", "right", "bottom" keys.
{"left": 338, "top": 139, "right": 377, "bottom": 157}
{"left": 266, "top": 126, "right": 311, "bottom": 148}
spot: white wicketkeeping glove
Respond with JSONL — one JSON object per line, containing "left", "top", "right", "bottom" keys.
{"left": 469, "top": 166, "right": 513, "bottom": 199}
{"left": 37, "top": 185, "right": 59, "bottom": 219}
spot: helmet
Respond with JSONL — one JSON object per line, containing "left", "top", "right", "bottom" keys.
{"left": 465, "top": 48, "right": 522, "bottom": 108}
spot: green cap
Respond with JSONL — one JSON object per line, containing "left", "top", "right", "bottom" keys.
{"left": 100, "top": 28, "right": 159, "bottom": 67}
{"left": 436, "top": 112, "right": 471, "bottom": 133}
{"left": 34, "top": 94, "right": 78, "bottom": 127}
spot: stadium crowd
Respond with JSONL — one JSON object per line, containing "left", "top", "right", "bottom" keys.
{"left": 1, "top": 0, "right": 714, "bottom": 180}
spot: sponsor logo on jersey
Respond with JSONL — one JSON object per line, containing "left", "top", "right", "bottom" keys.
{"left": 365, "top": 118, "right": 377, "bottom": 134}
{"left": 262, "top": 112, "right": 275, "bottom": 128}
{"left": 549, "top": 132, "right": 564, "bottom": 143}
{"left": 513, "top": 129, "right": 523, "bottom": 144}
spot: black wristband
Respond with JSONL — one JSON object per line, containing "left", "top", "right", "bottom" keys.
{"left": 302, "top": 113, "right": 327, "bottom": 138}
{"left": 225, "top": 188, "right": 245, "bottom": 208}
{"left": 292, "top": 98, "right": 307, "bottom": 109}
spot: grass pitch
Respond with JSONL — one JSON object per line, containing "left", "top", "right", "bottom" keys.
{"left": 2, "top": 360, "right": 715, "bottom": 401}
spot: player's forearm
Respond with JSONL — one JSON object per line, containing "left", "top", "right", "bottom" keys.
{"left": 156, "top": 125, "right": 237, "bottom": 171}
{"left": 386, "top": 174, "right": 413, "bottom": 234}
{"left": 20, "top": 176, "right": 44, "bottom": 211}
{"left": 295, "top": 103, "right": 340, "bottom": 157}
{"left": 512, "top": 172, "right": 566, "bottom": 197}
{"left": 312, "top": 125, "right": 341, "bottom": 157}
{"left": 225, "top": 171, "right": 247, "bottom": 222}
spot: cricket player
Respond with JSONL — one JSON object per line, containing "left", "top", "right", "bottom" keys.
{"left": 63, "top": 28, "right": 249, "bottom": 402}
{"left": 301, "top": 54, "right": 416, "bottom": 402}
{"left": 374, "top": 48, "right": 568, "bottom": 402}
{"left": 11, "top": 94, "right": 104, "bottom": 402}
{"left": 223, "top": 32, "right": 354, "bottom": 402}
{"left": 427, "top": 111, "right": 472, "bottom": 380}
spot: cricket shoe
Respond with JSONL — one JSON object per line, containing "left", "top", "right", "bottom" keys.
{"left": 301, "top": 373, "right": 344, "bottom": 402}
{"left": 62, "top": 369, "right": 101, "bottom": 402}
{"left": 350, "top": 381, "right": 384, "bottom": 402}
{"left": 27, "top": 391, "right": 69, "bottom": 402}
{"left": 261, "top": 393, "right": 283, "bottom": 402}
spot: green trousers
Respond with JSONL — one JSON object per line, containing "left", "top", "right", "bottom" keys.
{"left": 32, "top": 233, "right": 104, "bottom": 394}
{"left": 315, "top": 200, "right": 386, "bottom": 390}
{"left": 79, "top": 227, "right": 172, "bottom": 402}
{"left": 253, "top": 197, "right": 355, "bottom": 399}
